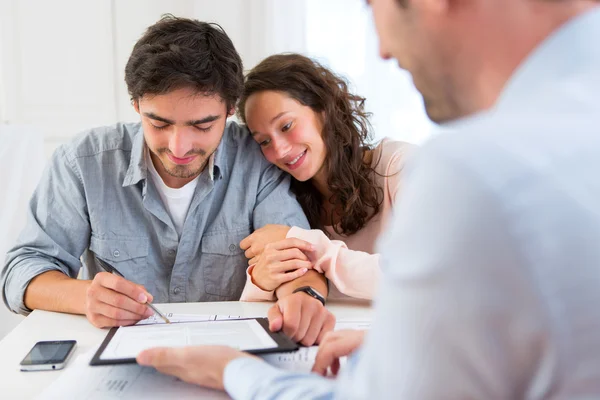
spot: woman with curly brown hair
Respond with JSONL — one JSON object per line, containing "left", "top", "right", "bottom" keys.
{"left": 238, "top": 53, "right": 415, "bottom": 300}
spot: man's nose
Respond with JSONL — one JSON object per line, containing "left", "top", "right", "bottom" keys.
{"left": 169, "top": 128, "right": 194, "bottom": 158}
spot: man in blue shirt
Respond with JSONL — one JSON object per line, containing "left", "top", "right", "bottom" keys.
{"left": 2, "top": 16, "right": 333, "bottom": 344}
{"left": 137, "top": 0, "right": 600, "bottom": 398}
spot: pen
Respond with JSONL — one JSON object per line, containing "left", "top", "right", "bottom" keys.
{"left": 94, "top": 256, "right": 171, "bottom": 324}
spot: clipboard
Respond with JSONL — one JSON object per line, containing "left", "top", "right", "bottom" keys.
{"left": 90, "top": 317, "right": 298, "bottom": 366}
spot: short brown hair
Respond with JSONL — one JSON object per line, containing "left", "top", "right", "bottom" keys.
{"left": 125, "top": 15, "right": 243, "bottom": 110}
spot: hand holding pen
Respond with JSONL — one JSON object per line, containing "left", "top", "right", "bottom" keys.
{"left": 84, "top": 256, "right": 170, "bottom": 328}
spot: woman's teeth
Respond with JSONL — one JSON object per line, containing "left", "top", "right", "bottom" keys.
{"left": 287, "top": 150, "right": 306, "bottom": 165}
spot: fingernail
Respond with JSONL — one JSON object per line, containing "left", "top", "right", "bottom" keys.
{"left": 138, "top": 293, "right": 147, "bottom": 303}
{"left": 146, "top": 293, "right": 154, "bottom": 302}
{"left": 301, "top": 268, "right": 308, "bottom": 274}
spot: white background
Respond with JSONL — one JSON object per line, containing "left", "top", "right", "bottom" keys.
{"left": 0, "top": 0, "right": 433, "bottom": 337}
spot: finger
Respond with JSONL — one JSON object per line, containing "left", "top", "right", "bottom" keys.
{"left": 272, "top": 238, "right": 315, "bottom": 252}
{"left": 93, "top": 298, "right": 153, "bottom": 321}
{"left": 244, "top": 248, "right": 255, "bottom": 259}
{"left": 96, "top": 273, "right": 150, "bottom": 304}
{"left": 267, "top": 303, "right": 284, "bottom": 332}
{"left": 312, "top": 345, "right": 338, "bottom": 376}
{"left": 249, "top": 256, "right": 259, "bottom": 265}
{"left": 299, "top": 306, "right": 327, "bottom": 346}
{"left": 316, "top": 313, "right": 337, "bottom": 344}
{"left": 137, "top": 347, "right": 179, "bottom": 368}
{"left": 271, "top": 248, "right": 309, "bottom": 263}
{"left": 292, "top": 300, "right": 316, "bottom": 343}
{"left": 239, "top": 234, "right": 253, "bottom": 251}
{"left": 274, "top": 268, "right": 308, "bottom": 286}
{"left": 136, "top": 284, "right": 154, "bottom": 303}
{"left": 274, "top": 260, "right": 312, "bottom": 273}
{"left": 270, "top": 248, "right": 309, "bottom": 263}
{"left": 331, "top": 358, "right": 341, "bottom": 376}
{"left": 93, "top": 285, "right": 152, "bottom": 318}
{"left": 88, "top": 313, "right": 140, "bottom": 328}
{"left": 280, "top": 299, "right": 302, "bottom": 340}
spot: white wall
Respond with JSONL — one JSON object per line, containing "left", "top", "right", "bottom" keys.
{"left": 0, "top": 0, "right": 301, "bottom": 338}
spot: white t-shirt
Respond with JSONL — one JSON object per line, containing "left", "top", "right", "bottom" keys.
{"left": 146, "top": 150, "right": 199, "bottom": 237}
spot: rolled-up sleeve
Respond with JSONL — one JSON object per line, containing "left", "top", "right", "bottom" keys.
{"left": 1, "top": 147, "right": 90, "bottom": 315}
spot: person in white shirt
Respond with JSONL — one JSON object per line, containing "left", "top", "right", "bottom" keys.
{"left": 136, "top": 0, "right": 600, "bottom": 398}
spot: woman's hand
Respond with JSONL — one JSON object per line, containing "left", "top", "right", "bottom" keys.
{"left": 240, "top": 224, "right": 292, "bottom": 260}
{"left": 249, "top": 238, "right": 315, "bottom": 291}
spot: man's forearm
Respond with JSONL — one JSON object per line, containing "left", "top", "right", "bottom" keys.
{"left": 24, "top": 270, "right": 90, "bottom": 315}
{"left": 275, "top": 270, "right": 328, "bottom": 299}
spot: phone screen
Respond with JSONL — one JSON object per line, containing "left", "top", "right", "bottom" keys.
{"left": 20, "top": 340, "right": 76, "bottom": 365}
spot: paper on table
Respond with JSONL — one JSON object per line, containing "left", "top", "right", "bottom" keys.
{"left": 136, "top": 313, "right": 246, "bottom": 325}
{"left": 38, "top": 318, "right": 372, "bottom": 399}
{"left": 260, "top": 318, "right": 371, "bottom": 372}
{"left": 37, "top": 350, "right": 228, "bottom": 400}
{"left": 101, "top": 319, "right": 277, "bottom": 361}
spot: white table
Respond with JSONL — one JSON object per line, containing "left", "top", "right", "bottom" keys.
{"left": 0, "top": 300, "right": 371, "bottom": 399}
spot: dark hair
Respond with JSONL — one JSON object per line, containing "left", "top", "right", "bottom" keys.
{"left": 238, "top": 54, "right": 383, "bottom": 236}
{"left": 125, "top": 14, "right": 243, "bottom": 110}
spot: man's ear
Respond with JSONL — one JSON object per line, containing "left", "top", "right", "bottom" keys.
{"left": 133, "top": 99, "right": 140, "bottom": 114}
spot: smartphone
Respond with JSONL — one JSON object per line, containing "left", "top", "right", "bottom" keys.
{"left": 20, "top": 340, "right": 77, "bottom": 371}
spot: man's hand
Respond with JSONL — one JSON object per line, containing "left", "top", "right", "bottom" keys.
{"left": 240, "top": 224, "right": 292, "bottom": 260}
{"left": 249, "top": 238, "right": 315, "bottom": 291}
{"left": 137, "top": 346, "right": 255, "bottom": 391}
{"left": 85, "top": 272, "right": 154, "bottom": 328}
{"left": 268, "top": 292, "right": 336, "bottom": 346}
{"left": 312, "top": 330, "right": 365, "bottom": 376}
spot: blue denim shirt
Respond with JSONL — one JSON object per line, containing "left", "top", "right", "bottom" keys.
{"left": 2, "top": 121, "right": 309, "bottom": 315}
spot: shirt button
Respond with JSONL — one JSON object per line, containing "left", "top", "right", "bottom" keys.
{"left": 168, "top": 249, "right": 176, "bottom": 256}
{"left": 113, "top": 250, "right": 120, "bottom": 257}
{"left": 229, "top": 244, "right": 237, "bottom": 252}
{"left": 173, "top": 287, "right": 181, "bottom": 295}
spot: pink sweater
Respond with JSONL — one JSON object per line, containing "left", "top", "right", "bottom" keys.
{"left": 240, "top": 138, "right": 415, "bottom": 301}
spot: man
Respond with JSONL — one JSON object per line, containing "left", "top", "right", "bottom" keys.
{"left": 137, "top": 0, "right": 600, "bottom": 398}
{"left": 1, "top": 16, "right": 333, "bottom": 344}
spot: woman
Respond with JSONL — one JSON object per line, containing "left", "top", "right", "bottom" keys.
{"left": 238, "top": 54, "right": 414, "bottom": 300}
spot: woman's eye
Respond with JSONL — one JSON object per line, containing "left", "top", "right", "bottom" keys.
{"left": 259, "top": 138, "right": 271, "bottom": 147}
{"left": 281, "top": 122, "right": 292, "bottom": 132}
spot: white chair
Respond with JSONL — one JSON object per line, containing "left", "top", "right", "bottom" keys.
{"left": 0, "top": 125, "right": 46, "bottom": 339}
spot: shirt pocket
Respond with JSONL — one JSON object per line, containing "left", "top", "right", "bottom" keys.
{"left": 89, "top": 236, "right": 149, "bottom": 287}
{"left": 201, "top": 228, "right": 249, "bottom": 299}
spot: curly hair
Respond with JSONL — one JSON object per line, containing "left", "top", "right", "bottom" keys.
{"left": 125, "top": 15, "right": 243, "bottom": 110}
{"left": 238, "top": 54, "right": 383, "bottom": 236}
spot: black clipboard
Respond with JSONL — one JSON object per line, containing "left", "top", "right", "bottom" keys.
{"left": 90, "top": 317, "right": 298, "bottom": 366}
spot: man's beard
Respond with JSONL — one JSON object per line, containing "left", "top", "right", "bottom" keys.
{"left": 155, "top": 148, "right": 214, "bottom": 179}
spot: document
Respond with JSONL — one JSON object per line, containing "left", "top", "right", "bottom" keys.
{"left": 260, "top": 318, "right": 371, "bottom": 372}
{"left": 100, "top": 319, "right": 277, "bottom": 361}
{"left": 39, "top": 317, "right": 372, "bottom": 399}
{"left": 37, "top": 350, "right": 228, "bottom": 400}
{"left": 136, "top": 313, "right": 245, "bottom": 325}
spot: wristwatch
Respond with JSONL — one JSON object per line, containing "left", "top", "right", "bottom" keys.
{"left": 292, "top": 286, "right": 326, "bottom": 306}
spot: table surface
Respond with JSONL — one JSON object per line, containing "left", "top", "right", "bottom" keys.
{"left": 0, "top": 300, "right": 371, "bottom": 399}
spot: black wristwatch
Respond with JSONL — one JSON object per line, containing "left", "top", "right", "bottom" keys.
{"left": 293, "top": 286, "right": 326, "bottom": 306}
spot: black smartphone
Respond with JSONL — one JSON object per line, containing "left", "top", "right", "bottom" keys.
{"left": 20, "top": 340, "right": 77, "bottom": 371}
